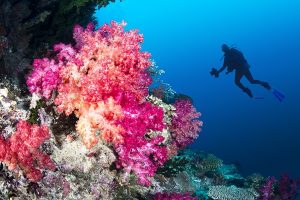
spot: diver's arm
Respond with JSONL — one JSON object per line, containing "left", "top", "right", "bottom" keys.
{"left": 217, "top": 55, "right": 228, "bottom": 75}
{"left": 217, "top": 64, "right": 226, "bottom": 74}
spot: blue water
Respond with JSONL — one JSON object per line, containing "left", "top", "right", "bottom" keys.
{"left": 95, "top": 0, "right": 300, "bottom": 178}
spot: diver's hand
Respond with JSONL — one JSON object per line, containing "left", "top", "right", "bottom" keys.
{"left": 215, "top": 72, "right": 219, "bottom": 78}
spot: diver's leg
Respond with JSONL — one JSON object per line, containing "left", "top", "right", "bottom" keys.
{"left": 234, "top": 70, "right": 246, "bottom": 90}
{"left": 244, "top": 69, "right": 271, "bottom": 90}
{"left": 235, "top": 70, "right": 253, "bottom": 97}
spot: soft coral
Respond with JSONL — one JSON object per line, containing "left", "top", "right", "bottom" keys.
{"left": 115, "top": 94, "right": 167, "bottom": 186}
{"left": 170, "top": 99, "right": 202, "bottom": 149}
{"left": 0, "top": 120, "right": 55, "bottom": 181}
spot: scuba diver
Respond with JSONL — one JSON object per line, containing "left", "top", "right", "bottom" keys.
{"left": 210, "top": 44, "right": 271, "bottom": 98}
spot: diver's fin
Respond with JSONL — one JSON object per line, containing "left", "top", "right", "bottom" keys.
{"left": 272, "top": 89, "right": 285, "bottom": 102}
{"left": 273, "top": 89, "right": 285, "bottom": 99}
{"left": 273, "top": 93, "right": 283, "bottom": 102}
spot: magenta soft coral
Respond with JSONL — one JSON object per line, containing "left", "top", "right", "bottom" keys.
{"left": 170, "top": 99, "right": 202, "bottom": 149}
{"left": 115, "top": 94, "right": 167, "bottom": 186}
{"left": 258, "top": 175, "right": 300, "bottom": 200}
{"left": 279, "top": 174, "right": 300, "bottom": 200}
{"left": 0, "top": 120, "right": 55, "bottom": 181}
{"left": 115, "top": 135, "right": 167, "bottom": 186}
{"left": 26, "top": 58, "right": 62, "bottom": 99}
{"left": 258, "top": 176, "right": 276, "bottom": 200}
{"left": 118, "top": 94, "right": 165, "bottom": 136}
{"left": 153, "top": 192, "right": 197, "bottom": 200}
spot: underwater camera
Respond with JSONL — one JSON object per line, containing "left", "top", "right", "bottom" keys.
{"left": 210, "top": 68, "right": 219, "bottom": 77}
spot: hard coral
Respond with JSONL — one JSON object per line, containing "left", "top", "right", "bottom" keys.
{"left": 170, "top": 99, "right": 202, "bottom": 149}
{"left": 0, "top": 120, "right": 55, "bottom": 182}
{"left": 208, "top": 185, "right": 258, "bottom": 200}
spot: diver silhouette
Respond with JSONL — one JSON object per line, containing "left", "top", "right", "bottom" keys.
{"left": 211, "top": 44, "right": 271, "bottom": 98}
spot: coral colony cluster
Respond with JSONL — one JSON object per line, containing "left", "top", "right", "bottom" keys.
{"left": 0, "top": 21, "right": 202, "bottom": 199}
{"left": 26, "top": 21, "right": 201, "bottom": 186}
{"left": 0, "top": 20, "right": 299, "bottom": 199}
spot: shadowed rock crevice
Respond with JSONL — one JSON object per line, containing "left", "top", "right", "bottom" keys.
{"left": 0, "top": 0, "right": 115, "bottom": 93}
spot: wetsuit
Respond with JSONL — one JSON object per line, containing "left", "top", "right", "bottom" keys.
{"left": 223, "top": 48, "right": 270, "bottom": 95}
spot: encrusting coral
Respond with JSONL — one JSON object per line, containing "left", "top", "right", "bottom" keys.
{"left": 0, "top": 85, "right": 28, "bottom": 138}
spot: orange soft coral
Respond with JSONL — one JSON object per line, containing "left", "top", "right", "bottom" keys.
{"left": 75, "top": 98, "right": 124, "bottom": 149}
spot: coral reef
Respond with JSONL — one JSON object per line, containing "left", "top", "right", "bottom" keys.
{"left": 1, "top": 1, "right": 299, "bottom": 199}
{"left": 28, "top": 21, "right": 157, "bottom": 148}
{"left": 25, "top": 21, "right": 204, "bottom": 187}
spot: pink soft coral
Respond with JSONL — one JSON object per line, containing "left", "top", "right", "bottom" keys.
{"left": 0, "top": 120, "right": 55, "bottom": 181}
{"left": 114, "top": 94, "right": 167, "bottom": 186}
{"left": 153, "top": 192, "right": 197, "bottom": 200}
{"left": 170, "top": 99, "right": 202, "bottom": 149}
{"left": 115, "top": 135, "right": 167, "bottom": 186}
{"left": 26, "top": 58, "right": 61, "bottom": 99}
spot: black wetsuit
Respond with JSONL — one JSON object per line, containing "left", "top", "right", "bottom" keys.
{"left": 223, "top": 48, "right": 270, "bottom": 94}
